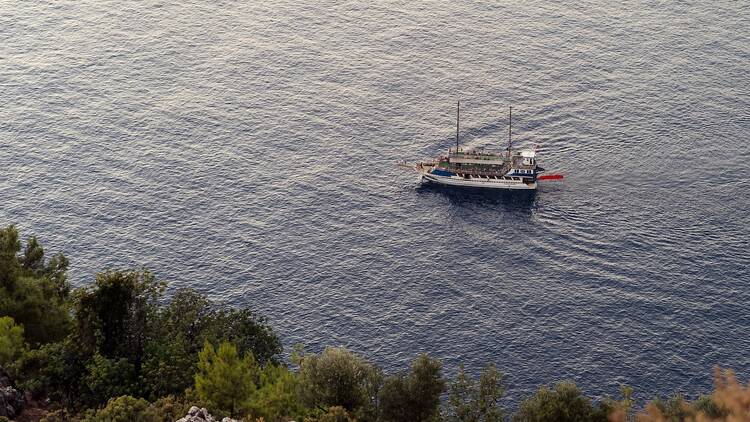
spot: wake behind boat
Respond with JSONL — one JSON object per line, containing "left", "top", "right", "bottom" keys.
{"left": 402, "top": 103, "right": 563, "bottom": 190}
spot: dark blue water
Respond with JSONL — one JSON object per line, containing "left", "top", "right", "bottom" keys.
{"left": 2, "top": 0, "right": 749, "bottom": 408}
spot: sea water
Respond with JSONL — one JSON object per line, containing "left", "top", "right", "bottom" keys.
{"left": 1, "top": 0, "right": 749, "bottom": 407}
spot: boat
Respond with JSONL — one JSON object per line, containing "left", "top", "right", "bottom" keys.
{"left": 403, "top": 102, "right": 562, "bottom": 190}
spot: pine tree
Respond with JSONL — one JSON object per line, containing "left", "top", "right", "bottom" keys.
{"left": 195, "top": 341, "right": 258, "bottom": 417}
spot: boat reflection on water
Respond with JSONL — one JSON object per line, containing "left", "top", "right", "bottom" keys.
{"left": 415, "top": 182, "right": 538, "bottom": 214}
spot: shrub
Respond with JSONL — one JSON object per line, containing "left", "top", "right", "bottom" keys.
{"left": 298, "top": 347, "right": 381, "bottom": 416}
{"left": 514, "top": 381, "right": 606, "bottom": 422}
{"left": 195, "top": 341, "right": 258, "bottom": 417}
{"left": 379, "top": 353, "right": 445, "bottom": 422}
{"left": 150, "top": 395, "right": 192, "bottom": 422}
{"left": 446, "top": 363, "right": 505, "bottom": 422}
{"left": 81, "top": 395, "right": 158, "bottom": 422}
{"left": 0, "top": 226, "right": 72, "bottom": 346}
{"left": 0, "top": 316, "right": 25, "bottom": 366}
{"left": 249, "top": 363, "right": 307, "bottom": 421}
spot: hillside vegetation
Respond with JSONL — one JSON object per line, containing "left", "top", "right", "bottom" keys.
{"left": 0, "top": 225, "right": 747, "bottom": 421}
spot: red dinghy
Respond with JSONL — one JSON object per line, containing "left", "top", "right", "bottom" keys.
{"left": 538, "top": 174, "right": 564, "bottom": 181}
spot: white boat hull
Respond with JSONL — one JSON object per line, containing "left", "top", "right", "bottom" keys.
{"left": 420, "top": 171, "right": 537, "bottom": 190}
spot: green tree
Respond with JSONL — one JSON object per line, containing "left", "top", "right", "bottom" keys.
{"left": 312, "top": 406, "right": 356, "bottom": 422}
{"left": 81, "top": 395, "right": 159, "bottom": 422}
{"left": 150, "top": 395, "right": 192, "bottom": 422}
{"left": 0, "top": 225, "right": 72, "bottom": 346}
{"left": 207, "top": 307, "right": 282, "bottom": 365}
{"left": 140, "top": 288, "right": 282, "bottom": 400}
{"left": 446, "top": 364, "right": 505, "bottom": 422}
{"left": 249, "top": 363, "right": 307, "bottom": 421}
{"left": 13, "top": 340, "right": 85, "bottom": 405}
{"left": 140, "top": 329, "right": 196, "bottom": 400}
{"left": 692, "top": 394, "right": 727, "bottom": 419}
{"left": 0, "top": 225, "right": 21, "bottom": 289}
{"left": 73, "top": 269, "right": 164, "bottom": 365}
{"left": 0, "top": 316, "right": 25, "bottom": 366}
{"left": 514, "top": 381, "right": 606, "bottom": 422}
{"left": 1, "top": 276, "right": 72, "bottom": 346}
{"left": 19, "top": 235, "right": 70, "bottom": 298}
{"left": 298, "top": 347, "right": 382, "bottom": 416}
{"left": 84, "top": 354, "right": 138, "bottom": 405}
{"left": 379, "top": 353, "right": 445, "bottom": 422}
{"left": 195, "top": 341, "right": 258, "bottom": 417}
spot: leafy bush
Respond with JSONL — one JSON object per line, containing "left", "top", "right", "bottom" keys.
{"left": 249, "top": 363, "right": 307, "bottom": 421}
{"left": 81, "top": 395, "right": 158, "bottom": 422}
{"left": 141, "top": 288, "right": 283, "bottom": 400}
{"left": 39, "top": 409, "right": 79, "bottom": 422}
{"left": 84, "top": 354, "right": 138, "bottom": 405}
{"left": 73, "top": 269, "right": 163, "bottom": 360}
{"left": 306, "top": 406, "right": 356, "bottom": 422}
{"left": 150, "top": 395, "right": 192, "bottom": 422}
{"left": 514, "top": 381, "right": 607, "bottom": 422}
{"left": 446, "top": 363, "right": 505, "bottom": 422}
{"left": 379, "top": 353, "right": 445, "bottom": 422}
{"left": 0, "top": 316, "right": 25, "bottom": 366}
{"left": 298, "top": 347, "right": 381, "bottom": 416}
{"left": 0, "top": 225, "right": 72, "bottom": 346}
{"left": 195, "top": 341, "right": 258, "bottom": 417}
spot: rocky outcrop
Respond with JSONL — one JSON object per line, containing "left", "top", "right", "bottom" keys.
{"left": 176, "top": 406, "right": 238, "bottom": 422}
{"left": 0, "top": 366, "right": 25, "bottom": 419}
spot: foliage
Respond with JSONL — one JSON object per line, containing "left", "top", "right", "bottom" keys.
{"left": 150, "top": 395, "right": 193, "bottom": 422}
{"left": 14, "top": 341, "right": 69, "bottom": 401}
{"left": 641, "top": 394, "right": 692, "bottom": 421}
{"left": 446, "top": 364, "right": 505, "bottom": 422}
{"left": 10, "top": 263, "right": 283, "bottom": 409}
{"left": 80, "top": 395, "right": 159, "bottom": 422}
{"left": 208, "top": 307, "right": 283, "bottom": 365}
{"left": 0, "top": 225, "right": 72, "bottom": 346}
{"left": 305, "top": 406, "right": 356, "bottom": 422}
{"left": 39, "top": 409, "right": 79, "bottom": 422}
{"left": 73, "top": 269, "right": 164, "bottom": 361}
{"left": 379, "top": 353, "right": 445, "bottom": 422}
{"left": 635, "top": 368, "right": 742, "bottom": 421}
{"left": 0, "top": 275, "right": 72, "bottom": 346}
{"left": 20, "top": 235, "right": 70, "bottom": 298}
{"left": 195, "top": 341, "right": 258, "bottom": 417}
{"left": 513, "top": 381, "right": 606, "bottom": 422}
{"left": 0, "top": 316, "right": 25, "bottom": 366}
{"left": 12, "top": 225, "right": 750, "bottom": 422}
{"left": 139, "top": 289, "right": 207, "bottom": 399}
{"left": 704, "top": 368, "right": 747, "bottom": 419}
{"left": 140, "top": 288, "right": 283, "bottom": 400}
{"left": 249, "top": 363, "right": 308, "bottom": 421}
{"left": 0, "top": 225, "right": 21, "bottom": 289}
{"left": 14, "top": 336, "right": 97, "bottom": 409}
{"left": 84, "top": 354, "right": 138, "bottom": 405}
{"left": 691, "top": 395, "right": 727, "bottom": 420}
{"left": 599, "top": 385, "right": 634, "bottom": 422}
{"left": 298, "top": 346, "right": 382, "bottom": 416}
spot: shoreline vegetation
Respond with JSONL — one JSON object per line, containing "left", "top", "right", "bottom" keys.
{"left": 0, "top": 225, "right": 747, "bottom": 421}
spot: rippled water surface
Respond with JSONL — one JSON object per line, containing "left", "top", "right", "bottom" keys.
{"left": 2, "top": 0, "right": 749, "bottom": 407}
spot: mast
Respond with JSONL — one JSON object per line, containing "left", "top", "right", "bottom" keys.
{"left": 507, "top": 106, "right": 512, "bottom": 157}
{"left": 456, "top": 101, "right": 460, "bottom": 154}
